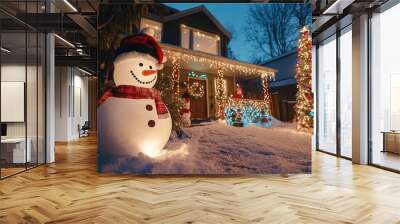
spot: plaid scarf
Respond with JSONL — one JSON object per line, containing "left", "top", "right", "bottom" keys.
{"left": 98, "top": 85, "right": 168, "bottom": 115}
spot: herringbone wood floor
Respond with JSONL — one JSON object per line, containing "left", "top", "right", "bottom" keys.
{"left": 1, "top": 135, "right": 400, "bottom": 224}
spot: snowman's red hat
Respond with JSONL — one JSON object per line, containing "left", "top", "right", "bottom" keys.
{"left": 115, "top": 33, "right": 164, "bottom": 64}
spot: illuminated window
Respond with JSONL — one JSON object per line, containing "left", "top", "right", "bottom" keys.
{"left": 140, "top": 18, "right": 162, "bottom": 41}
{"left": 181, "top": 26, "right": 190, "bottom": 49}
{"left": 180, "top": 25, "right": 220, "bottom": 55}
{"left": 193, "top": 30, "right": 219, "bottom": 55}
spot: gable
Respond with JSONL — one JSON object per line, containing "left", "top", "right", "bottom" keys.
{"left": 164, "top": 6, "right": 231, "bottom": 40}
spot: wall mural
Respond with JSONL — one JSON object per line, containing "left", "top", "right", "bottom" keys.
{"left": 97, "top": 3, "right": 313, "bottom": 174}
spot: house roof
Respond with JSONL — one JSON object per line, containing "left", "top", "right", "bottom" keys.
{"left": 269, "top": 78, "right": 297, "bottom": 88}
{"left": 161, "top": 43, "right": 276, "bottom": 78}
{"left": 262, "top": 49, "right": 297, "bottom": 65}
{"left": 262, "top": 50, "right": 297, "bottom": 87}
{"left": 163, "top": 5, "right": 232, "bottom": 39}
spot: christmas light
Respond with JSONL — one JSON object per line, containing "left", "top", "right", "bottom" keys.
{"left": 189, "top": 81, "right": 205, "bottom": 99}
{"left": 261, "top": 74, "right": 272, "bottom": 115}
{"left": 156, "top": 71, "right": 184, "bottom": 132}
{"left": 215, "top": 67, "right": 227, "bottom": 119}
{"left": 224, "top": 97, "right": 271, "bottom": 127}
{"left": 162, "top": 47, "right": 275, "bottom": 78}
{"left": 159, "top": 44, "right": 276, "bottom": 122}
{"left": 295, "top": 26, "right": 314, "bottom": 132}
{"left": 188, "top": 71, "right": 208, "bottom": 79}
{"left": 171, "top": 57, "right": 181, "bottom": 98}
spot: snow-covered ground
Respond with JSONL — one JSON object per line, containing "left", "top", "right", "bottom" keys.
{"left": 101, "top": 121, "right": 312, "bottom": 174}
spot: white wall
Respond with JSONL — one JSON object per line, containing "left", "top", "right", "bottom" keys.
{"left": 1, "top": 63, "right": 46, "bottom": 164}
{"left": 46, "top": 32, "right": 56, "bottom": 163}
{"left": 1, "top": 64, "right": 40, "bottom": 137}
{"left": 55, "top": 66, "right": 70, "bottom": 141}
{"left": 54, "top": 67, "right": 89, "bottom": 141}
{"left": 352, "top": 14, "right": 369, "bottom": 164}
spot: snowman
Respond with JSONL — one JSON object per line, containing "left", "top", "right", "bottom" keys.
{"left": 181, "top": 91, "right": 191, "bottom": 127}
{"left": 98, "top": 29, "right": 172, "bottom": 159}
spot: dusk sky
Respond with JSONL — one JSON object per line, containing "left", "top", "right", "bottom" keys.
{"left": 166, "top": 3, "right": 252, "bottom": 63}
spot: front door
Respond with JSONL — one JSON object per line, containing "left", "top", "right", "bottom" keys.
{"left": 189, "top": 78, "right": 207, "bottom": 120}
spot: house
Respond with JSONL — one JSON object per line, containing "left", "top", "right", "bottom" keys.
{"left": 140, "top": 5, "right": 276, "bottom": 120}
{"left": 262, "top": 50, "right": 298, "bottom": 121}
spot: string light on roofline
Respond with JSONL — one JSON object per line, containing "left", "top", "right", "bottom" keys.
{"left": 163, "top": 48, "right": 274, "bottom": 121}
{"left": 163, "top": 49, "right": 275, "bottom": 78}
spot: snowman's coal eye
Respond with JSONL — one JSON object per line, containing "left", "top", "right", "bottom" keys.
{"left": 139, "top": 63, "right": 143, "bottom": 67}
{"left": 149, "top": 65, "right": 153, "bottom": 69}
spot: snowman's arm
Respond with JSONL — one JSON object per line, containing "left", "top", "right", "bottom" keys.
{"left": 155, "top": 99, "right": 170, "bottom": 119}
{"left": 153, "top": 90, "right": 170, "bottom": 119}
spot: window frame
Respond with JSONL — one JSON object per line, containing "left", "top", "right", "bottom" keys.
{"left": 180, "top": 25, "right": 221, "bottom": 56}
{"left": 140, "top": 18, "right": 163, "bottom": 42}
{"left": 315, "top": 23, "right": 353, "bottom": 161}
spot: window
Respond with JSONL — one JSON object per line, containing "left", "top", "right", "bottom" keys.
{"left": 140, "top": 18, "right": 162, "bottom": 42}
{"left": 316, "top": 24, "right": 354, "bottom": 159}
{"left": 370, "top": 3, "right": 400, "bottom": 171}
{"left": 317, "top": 35, "right": 337, "bottom": 155}
{"left": 180, "top": 25, "right": 220, "bottom": 55}
{"left": 0, "top": 1, "right": 46, "bottom": 179}
{"left": 339, "top": 27, "right": 352, "bottom": 158}
{"left": 181, "top": 26, "right": 190, "bottom": 49}
{"left": 193, "top": 30, "right": 219, "bottom": 55}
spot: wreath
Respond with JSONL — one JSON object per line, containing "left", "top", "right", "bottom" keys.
{"left": 189, "top": 81, "right": 205, "bottom": 99}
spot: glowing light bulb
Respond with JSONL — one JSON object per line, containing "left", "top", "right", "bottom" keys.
{"left": 142, "top": 142, "right": 163, "bottom": 158}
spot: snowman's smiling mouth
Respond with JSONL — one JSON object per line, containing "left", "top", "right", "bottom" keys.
{"left": 130, "top": 70, "right": 156, "bottom": 85}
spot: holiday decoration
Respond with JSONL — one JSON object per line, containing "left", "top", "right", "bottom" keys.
{"left": 189, "top": 81, "right": 205, "bottom": 99}
{"left": 188, "top": 71, "right": 208, "bottom": 79}
{"left": 215, "top": 67, "right": 227, "bottom": 119}
{"left": 295, "top": 26, "right": 313, "bottom": 131}
{"left": 181, "top": 91, "right": 191, "bottom": 127}
{"left": 232, "top": 108, "right": 244, "bottom": 127}
{"left": 156, "top": 72, "right": 184, "bottom": 133}
{"left": 171, "top": 57, "right": 181, "bottom": 98}
{"left": 233, "top": 83, "right": 244, "bottom": 99}
{"left": 225, "top": 97, "right": 271, "bottom": 127}
{"left": 224, "top": 75, "right": 272, "bottom": 127}
{"left": 154, "top": 49, "right": 184, "bottom": 133}
{"left": 160, "top": 45, "right": 275, "bottom": 121}
{"left": 260, "top": 110, "right": 270, "bottom": 123}
{"left": 163, "top": 48, "right": 275, "bottom": 78}
{"left": 261, "top": 74, "right": 272, "bottom": 115}
{"left": 98, "top": 29, "right": 172, "bottom": 159}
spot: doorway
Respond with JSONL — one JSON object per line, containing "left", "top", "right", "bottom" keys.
{"left": 189, "top": 78, "right": 208, "bottom": 120}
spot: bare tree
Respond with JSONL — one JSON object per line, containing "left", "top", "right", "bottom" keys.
{"left": 244, "top": 4, "right": 311, "bottom": 63}
{"left": 98, "top": 3, "right": 150, "bottom": 95}
{"left": 293, "top": 4, "right": 311, "bottom": 28}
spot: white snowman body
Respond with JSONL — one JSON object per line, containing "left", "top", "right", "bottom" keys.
{"left": 98, "top": 51, "right": 172, "bottom": 158}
